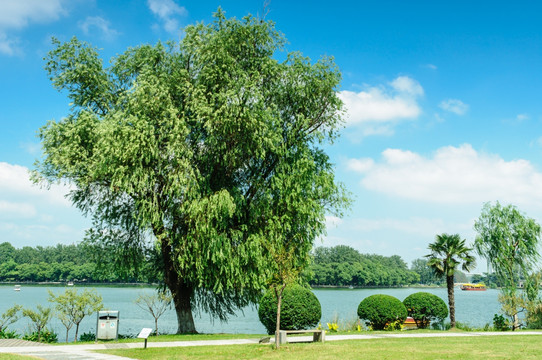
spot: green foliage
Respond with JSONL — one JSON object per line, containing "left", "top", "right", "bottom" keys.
{"left": 403, "top": 292, "right": 448, "bottom": 329}
{"left": 426, "top": 233, "right": 475, "bottom": 328}
{"left": 474, "top": 202, "right": 541, "bottom": 330}
{"left": 22, "top": 329, "right": 58, "bottom": 343}
{"left": 410, "top": 258, "right": 439, "bottom": 285}
{"left": 426, "top": 234, "right": 476, "bottom": 278}
{"left": 357, "top": 294, "right": 407, "bottom": 330}
{"left": 310, "top": 246, "right": 419, "bottom": 287}
{"left": 22, "top": 305, "right": 52, "bottom": 343}
{"left": 79, "top": 331, "right": 96, "bottom": 342}
{"left": 36, "top": 10, "right": 347, "bottom": 334}
{"left": 493, "top": 314, "right": 510, "bottom": 331}
{"left": 384, "top": 319, "right": 404, "bottom": 331}
{"left": 258, "top": 285, "right": 321, "bottom": 335}
{"left": 0, "top": 329, "right": 19, "bottom": 339}
{"left": 0, "top": 241, "right": 157, "bottom": 283}
{"left": 471, "top": 273, "right": 501, "bottom": 288}
{"left": 526, "top": 303, "right": 542, "bottom": 329}
{"left": 48, "top": 288, "right": 103, "bottom": 342}
{"left": 454, "top": 322, "right": 476, "bottom": 331}
{"left": 0, "top": 305, "right": 22, "bottom": 332}
{"left": 474, "top": 202, "right": 541, "bottom": 286}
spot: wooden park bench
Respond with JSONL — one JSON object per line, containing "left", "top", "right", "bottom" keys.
{"left": 277, "top": 329, "right": 325, "bottom": 345}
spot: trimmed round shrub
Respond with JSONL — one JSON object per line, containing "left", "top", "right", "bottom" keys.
{"left": 357, "top": 294, "right": 407, "bottom": 330}
{"left": 403, "top": 292, "right": 448, "bottom": 329}
{"left": 258, "top": 285, "right": 321, "bottom": 335}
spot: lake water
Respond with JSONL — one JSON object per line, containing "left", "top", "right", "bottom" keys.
{"left": 0, "top": 285, "right": 501, "bottom": 342}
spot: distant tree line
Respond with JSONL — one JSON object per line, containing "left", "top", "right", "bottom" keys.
{"left": 308, "top": 245, "right": 420, "bottom": 287}
{"left": 2, "top": 241, "right": 475, "bottom": 287}
{"left": 0, "top": 242, "right": 158, "bottom": 283}
{"left": 410, "top": 258, "right": 468, "bottom": 286}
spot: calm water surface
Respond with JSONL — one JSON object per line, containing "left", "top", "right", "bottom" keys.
{"left": 0, "top": 285, "right": 500, "bottom": 341}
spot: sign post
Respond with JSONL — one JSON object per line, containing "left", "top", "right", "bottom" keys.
{"left": 137, "top": 328, "right": 153, "bottom": 349}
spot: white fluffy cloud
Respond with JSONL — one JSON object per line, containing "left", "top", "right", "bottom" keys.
{"left": 439, "top": 99, "right": 469, "bottom": 115}
{"left": 79, "top": 16, "right": 119, "bottom": 41}
{"left": 347, "top": 144, "right": 542, "bottom": 209}
{"left": 0, "top": 0, "right": 66, "bottom": 55}
{"left": 0, "top": 200, "right": 36, "bottom": 218}
{"left": 0, "top": 162, "right": 71, "bottom": 207}
{"left": 148, "top": 0, "right": 187, "bottom": 33}
{"left": 0, "top": 162, "right": 91, "bottom": 247}
{"left": 338, "top": 76, "right": 423, "bottom": 136}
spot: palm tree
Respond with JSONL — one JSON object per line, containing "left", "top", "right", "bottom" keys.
{"left": 426, "top": 233, "right": 476, "bottom": 328}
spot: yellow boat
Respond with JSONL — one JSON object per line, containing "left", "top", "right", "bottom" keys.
{"left": 460, "top": 283, "right": 486, "bottom": 291}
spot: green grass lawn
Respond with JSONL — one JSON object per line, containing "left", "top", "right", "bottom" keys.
{"left": 100, "top": 334, "right": 542, "bottom": 360}
{"left": 0, "top": 355, "right": 39, "bottom": 360}
{"left": 72, "top": 333, "right": 266, "bottom": 345}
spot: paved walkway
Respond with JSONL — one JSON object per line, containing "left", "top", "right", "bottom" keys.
{"left": 1, "top": 332, "right": 542, "bottom": 360}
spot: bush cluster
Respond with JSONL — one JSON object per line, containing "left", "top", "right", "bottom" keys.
{"left": 22, "top": 329, "right": 58, "bottom": 343}
{"left": 403, "top": 292, "right": 448, "bottom": 329}
{"left": 493, "top": 314, "right": 510, "bottom": 331}
{"left": 79, "top": 331, "right": 96, "bottom": 342}
{"left": 357, "top": 294, "right": 407, "bottom": 330}
{"left": 258, "top": 285, "right": 321, "bottom": 335}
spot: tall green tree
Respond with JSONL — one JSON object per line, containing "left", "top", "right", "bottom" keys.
{"left": 34, "top": 10, "right": 346, "bottom": 333}
{"left": 0, "top": 242, "right": 15, "bottom": 264}
{"left": 426, "top": 233, "right": 475, "bottom": 328}
{"left": 474, "top": 202, "right": 541, "bottom": 330}
{"left": 410, "top": 258, "right": 439, "bottom": 285}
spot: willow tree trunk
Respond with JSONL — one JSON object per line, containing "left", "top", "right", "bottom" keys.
{"left": 161, "top": 238, "right": 197, "bottom": 334}
{"left": 171, "top": 283, "right": 196, "bottom": 334}
{"left": 447, "top": 275, "right": 456, "bottom": 328}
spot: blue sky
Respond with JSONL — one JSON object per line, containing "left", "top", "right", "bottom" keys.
{"left": 1, "top": 0, "right": 542, "bottom": 272}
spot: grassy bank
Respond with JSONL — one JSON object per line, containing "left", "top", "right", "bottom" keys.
{"left": 100, "top": 334, "right": 542, "bottom": 360}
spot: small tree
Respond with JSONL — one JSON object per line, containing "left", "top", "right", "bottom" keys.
{"left": 426, "top": 233, "right": 475, "bottom": 328}
{"left": 23, "top": 305, "right": 52, "bottom": 342}
{"left": 357, "top": 294, "right": 407, "bottom": 330}
{"left": 403, "top": 292, "right": 448, "bottom": 329}
{"left": 0, "top": 305, "right": 22, "bottom": 332}
{"left": 48, "top": 288, "right": 103, "bottom": 342}
{"left": 134, "top": 291, "right": 172, "bottom": 336}
{"left": 474, "top": 202, "right": 541, "bottom": 330}
{"left": 266, "top": 240, "right": 309, "bottom": 349}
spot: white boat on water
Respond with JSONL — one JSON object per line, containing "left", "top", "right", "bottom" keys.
{"left": 13, "top": 285, "right": 21, "bottom": 291}
{"left": 67, "top": 281, "right": 74, "bottom": 286}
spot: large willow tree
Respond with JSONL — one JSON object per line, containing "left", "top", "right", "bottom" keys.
{"left": 34, "top": 11, "right": 347, "bottom": 333}
{"left": 474, "top": 202, "right": 541, "bottom": 330}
